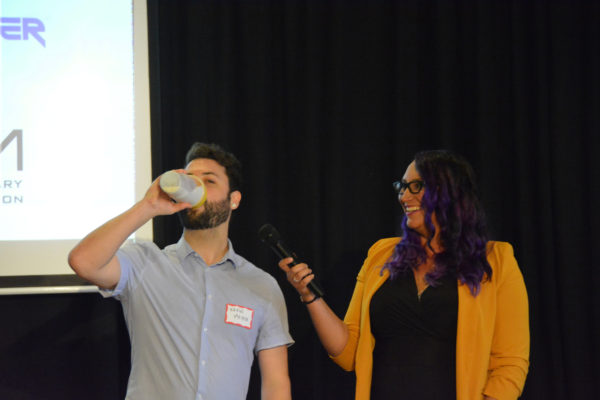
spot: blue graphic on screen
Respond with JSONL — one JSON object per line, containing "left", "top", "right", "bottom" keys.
{"left": 0, "top": 0, "right": 135, "bottom": 245}
{"left": 1, "top": 17, "right": 46, "bottom": 47}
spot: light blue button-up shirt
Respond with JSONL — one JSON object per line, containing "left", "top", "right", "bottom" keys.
{"left": 101, "top": 237, "right": 294, "bottom": 400}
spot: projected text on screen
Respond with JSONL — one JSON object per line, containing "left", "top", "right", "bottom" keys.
{"left": 0, "top": 0, "right": 151, "bottom": 283}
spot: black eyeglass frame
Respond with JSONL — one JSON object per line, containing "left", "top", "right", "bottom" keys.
{"left": 393, "top": 179, "right": 425, "bottom": 195}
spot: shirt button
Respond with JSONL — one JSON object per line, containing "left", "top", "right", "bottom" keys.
{"left": 203, "top": 328, "right": 208, "bottom": 332}
{"left": 207, "top": 294, "right": 212, "bottom": 300}
{"left": 201, "top": 360, "right": 206, "bottom": 366}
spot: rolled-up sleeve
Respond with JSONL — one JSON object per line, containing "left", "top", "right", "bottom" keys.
{"left": 98, "top": 249, "right": 132, "bottom": 298}
{"left": 255, "top": 277, "right": 294, "bottom": 353}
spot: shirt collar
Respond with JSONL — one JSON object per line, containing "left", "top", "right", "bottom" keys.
{"left": 175, "top": 235, "right": 243, "bottom": 268}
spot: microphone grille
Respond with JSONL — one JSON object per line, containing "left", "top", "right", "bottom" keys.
{"left": 258, "top": 224, "right": 280, "bottom": 245}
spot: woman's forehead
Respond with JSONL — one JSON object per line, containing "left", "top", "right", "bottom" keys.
{"left": 403, "top": 161, "right": 421, "bottom": 180}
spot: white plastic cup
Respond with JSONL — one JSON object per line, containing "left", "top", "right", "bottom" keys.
{"left": 159, "top": 171, "right": 207, "bottom": 208}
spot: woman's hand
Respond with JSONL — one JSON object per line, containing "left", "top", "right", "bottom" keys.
{"left": 278, "top": 257, "right": 349, "bottom": 356}
{"left": 278, "top": 257, "right": 316, "bottom": 301}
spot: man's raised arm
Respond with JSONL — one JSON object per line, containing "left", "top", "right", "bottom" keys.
{"left": 68, "top": 175, "right": 190, "bottom": 289}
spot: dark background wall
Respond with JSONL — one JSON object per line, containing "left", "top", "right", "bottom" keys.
{"left": 1, "top": 1, "right": 598, "bottom": 399}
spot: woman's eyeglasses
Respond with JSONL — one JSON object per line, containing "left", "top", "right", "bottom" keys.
{"left": 393, "top": 180, "right": 425, "bottom": 195}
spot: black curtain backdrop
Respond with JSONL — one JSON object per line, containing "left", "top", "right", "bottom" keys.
{"left": 1, "top": 1, "right": 598, "bottom": 399}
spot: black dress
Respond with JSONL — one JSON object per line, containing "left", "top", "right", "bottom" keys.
{"left": 369, "top": 270, "right": 458, "bottom": 400}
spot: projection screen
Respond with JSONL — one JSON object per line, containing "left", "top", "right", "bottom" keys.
{"left": 0, "top": 0, "right": 152, "bottom": 294}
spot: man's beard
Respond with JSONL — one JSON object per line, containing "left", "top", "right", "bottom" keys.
{"left": 179, "top": 196, "right": 231, "bottom": 230}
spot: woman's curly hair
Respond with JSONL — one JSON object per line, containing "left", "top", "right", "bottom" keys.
{"left": 383, "top": 150, "right": 492, "bottom": 296}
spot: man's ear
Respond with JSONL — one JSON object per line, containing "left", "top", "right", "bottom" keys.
{"left": 230, "top": 191, "right": 242, "bottom": 209}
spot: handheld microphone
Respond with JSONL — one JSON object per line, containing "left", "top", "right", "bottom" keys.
{"left": 159, "top": 171, "right": 207, "bottom": 208}
{"left": 258, "top": 223, "right": 324, "bottom": 298}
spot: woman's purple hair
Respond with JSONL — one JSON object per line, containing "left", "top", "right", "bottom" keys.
{"left": 383, "top": 150, "right": 492, "bottom": 296}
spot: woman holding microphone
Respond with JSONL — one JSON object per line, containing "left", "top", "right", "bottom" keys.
{"left": 279, "top": 150, "right": 529, "bottom": 400}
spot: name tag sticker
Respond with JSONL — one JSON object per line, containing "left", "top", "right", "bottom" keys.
{"left": 225, "top": 304, "right": 254, "bottom": 329}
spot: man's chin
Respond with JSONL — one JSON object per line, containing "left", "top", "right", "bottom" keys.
{"left": 177, "top": 197, "right": 231, "bottom": 231}
{"left": 184, "top": 223, "right": 222, "bottom": 231}
{"left": 183, "top": 225, "right": 209, "bottom": 231}
{"left": 181, "top": 215, "right": 229, "bottom": 231}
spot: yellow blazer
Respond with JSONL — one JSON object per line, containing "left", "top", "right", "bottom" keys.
{"left": 331, "top": 238, "right": 529, "bottom": 400}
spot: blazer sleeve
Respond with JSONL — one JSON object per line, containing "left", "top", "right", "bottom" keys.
{"left": 483, "top": 242, "right": 530, "bottom": 400}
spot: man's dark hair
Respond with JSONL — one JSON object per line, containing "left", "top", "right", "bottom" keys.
{"left": 185, "top": 143, "right": 243, "bottom": 192}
